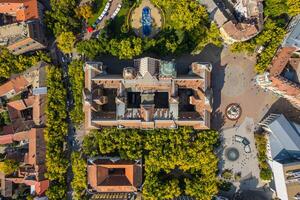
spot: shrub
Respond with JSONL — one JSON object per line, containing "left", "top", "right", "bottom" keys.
{"left": 260, "top": 168, "right": 273, "bottom": 181}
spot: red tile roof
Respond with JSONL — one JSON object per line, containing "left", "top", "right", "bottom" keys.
{"left": 27, "top": 128, "right": 45, "bottom": 166}
{"left": 0, "top": 76, "right": 29, "bottom": 97}
{"left": 269, "top": 47, "right": 297, "bottom": 76}
{"left": 0, "top": 0, "right": 39, "bottom": 22}
{"left": 0, "top": 134, "right": 13, "bottom": 144}
{"left": 34, "top": 179, "right": 49, "bottom": 195}
{"left": 88, "top": 159, "right": 142, "bottom": 193}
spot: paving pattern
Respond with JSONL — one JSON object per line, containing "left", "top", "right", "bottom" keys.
{"left": 212, "top": 47, "right": 279, "bottom": 129}
{"left": 220, "top": 118, "right": 265, "bottom": 195}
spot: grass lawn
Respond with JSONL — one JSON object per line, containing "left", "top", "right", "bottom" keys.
{"left": 88, "top": 0, "right": 108, "bottom": 26}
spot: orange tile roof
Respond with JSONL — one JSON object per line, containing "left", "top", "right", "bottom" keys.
{"left": 269, "top": 47, "right": 297, "bottom": 76}
{"left": 222, "top": 21, "right": 259, "bottom": 41}
{"left": 34, "top": 179, "right": 49, "bottom": 195}
{"left": 0, "top": 0, "right": 39, "bottom": 22}
{"left": 27, "top": 128, "right": 45, "bottom": 166}
{"left": 270, "top": 76, "right": 300, "bottom": 97}
{"left": 88, "top": 159, "right": 142, "bottom": 193}
{"left": 0, "top": 76, "right": 29, "bottom": 97}
{"left": 0, "top": 134, "right": 13, "bottom": 144}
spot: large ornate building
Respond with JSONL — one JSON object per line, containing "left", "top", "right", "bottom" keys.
{"left": 84, "top": 57, "right": 213, "bottom": 130}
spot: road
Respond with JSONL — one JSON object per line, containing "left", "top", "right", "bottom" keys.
{"left": 50, "top": 42, "right": 78, "bottom": 200}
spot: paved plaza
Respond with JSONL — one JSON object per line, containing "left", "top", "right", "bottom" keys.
{"left": 220, "top": 118, "right": 262, "bottom": 189}
{"left": 212, "top": 47, "right": 279, "bottom": 129}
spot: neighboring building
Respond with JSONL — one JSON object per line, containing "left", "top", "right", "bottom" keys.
{"left": 0, "top": 0, "right": 46, "bottom": 54}
{"left": 0, "top": 20, "right": 46, "bottom": 55}
{"left": 0, "top": 62, "right": 47, "bottom": 135}
{"left": 259, "top": 114, "right": 300, "bottom": 200}
{"left": 0, "top": 0, "right": 39, "bottom": 23}
{"left": 256, "top": 15, "right": 300, "bottom": 109}
{"left": 0, "top": 75, "right": 30, "bottom": 99}
{"left": 0, "top": 128, "right": 49, "bottom": 197}
{"left": 87, "top": 157, "right": 142, "bottom": 193}
{"left": 84, "top": 57, "right": 213, "bottom": 130}
{"left": 201, "top": 0, "right": 263, "bottom": 44}
{"left": 0, "top": 63, "right": 48, "bottom": 198}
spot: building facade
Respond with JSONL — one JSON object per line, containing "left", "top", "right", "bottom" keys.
{"left": 0, "top": 0, "right": 46, "bottom": 54}
{"left": 84, "top": 57, "right": 213, "bottom": 130}
{"left": 256, "top": 15, "right": 300, "bottom": 109}
{"left": 259, "top": 114, "right": 300, "bottom": 200}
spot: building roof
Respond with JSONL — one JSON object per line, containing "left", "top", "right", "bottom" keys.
{"left": 270, "top": 161, "right": 300, "bottom": 200}
{"left": 263, "top": 114, "right": 300, "bottom": 161}
{"left": 84, "top": 58, "right": 212, "bottom": 130}
{"left": 27, "top": 128, "right": 45, "bottom": 166}
{"left": 34, "top": 179, "right": 49, "bottom": 195}
{"left": 0, "top": 75, "right": 29, "bottom": 97}
{"left": 0, "top": 0, "right": 39, "bottom": 22}
{"left": 88, "top": 157, "right": 142, "bottom": 193}
{"left": 221, "top": 21, "right": 259, "bottom": 41}
{"left": 283, "top": 15, "right": 300, "bottom": 49}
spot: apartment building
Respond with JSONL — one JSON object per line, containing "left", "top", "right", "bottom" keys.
{"left": 259, "top": 114, "right": 300, "bottom": 200}
{"left": 256, "top": 15, "right": 300, "bottom": 109}
{"left": 84, "top": 57, "right": 213, "bottom": 130}
{"left": 201, "top": 0, "right": 263, "bottom": 44}
{"left": 0, "top": 62, "right": 48, "bottom": 198}
{"left": 0, "top": 0, "right": 46, "bottom": 54}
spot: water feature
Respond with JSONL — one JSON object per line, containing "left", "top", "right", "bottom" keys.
{"left": 226, "top": 147, "right": 240, "bottom": 161}
{"left": 141, "top": 7, "right": 152, "bottom": 36}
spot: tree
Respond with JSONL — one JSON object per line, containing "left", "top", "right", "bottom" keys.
{"left": 71, "top": 152, "right": 87, "bottom": 200}
{"left": 192, "top": 22, "right": 223, "bottom": 54}
{"left": 46, "top": 184, "right": 67, "bottom": 200}
{"left": 76, "top": 36, "right": 109, "bottom": 59}
{"left": 260, "top": 168, "right": 273, "bottom": 181}
{"left": 0, "top": 47, "right": 39, "bottom": 79}
{"left": 152, "top": 0, "right": 209, "bottom": 31}
{"left": 264, "top": 0, "right": 288, "bottom": 17}
{"left": 109, "top": 37, "right": 143, "bottom": 59}
{"left": 75, "top": 4, "right": 93, "bottom": 21}
{"left": 45, "top": 66, "right": 68, "bottom": 199}
{"left": 57, "top": 32, "right": 76, "bottom": 54}
{"left": 143, "top": 174, "right": 181, "bottom": 200}
{"left": 0, "top": 159, "right": 19, "bottom": 175}
{"left": 68, "top": 60, "right": 84, "bottom": 125}
{"left": 185, "top": 175, "right": 219, "bottom": 199}
{"left": 45, "top": 0, "right": 81, "bottom": 36}
{"left": 287, "top": 0, "right": 300, "bottom": 16}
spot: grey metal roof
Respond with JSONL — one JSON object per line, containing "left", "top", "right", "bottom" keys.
{"left": 268, "top": 115, "right": 300, "bottom": 160}
{"left": 283, "top": 15, "right": 300, "bottom": 49}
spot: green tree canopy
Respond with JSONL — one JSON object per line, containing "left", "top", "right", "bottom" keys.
{"left": 71, "top": 152, "right": 87, "bottom": 200}
{"left": 57, "top": 32, "right": 76, "bottom": 54}
{"left": 0, "top": 159, "right": 19, "bottom": 175}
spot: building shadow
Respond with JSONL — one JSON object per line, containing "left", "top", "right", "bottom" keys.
{"left": 261, "top": 97, "right": 300, "bottom": 124}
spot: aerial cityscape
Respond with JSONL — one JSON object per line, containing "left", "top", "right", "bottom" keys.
{"left": 0, "top": 0, "right": 299, "bottom": 199}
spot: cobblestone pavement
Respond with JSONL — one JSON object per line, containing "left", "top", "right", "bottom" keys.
{"left": 212, "top": 47, "right": 279, "bottom": 130}
{"left": 220, "top": 118, "right": 262, "bottom": 190}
